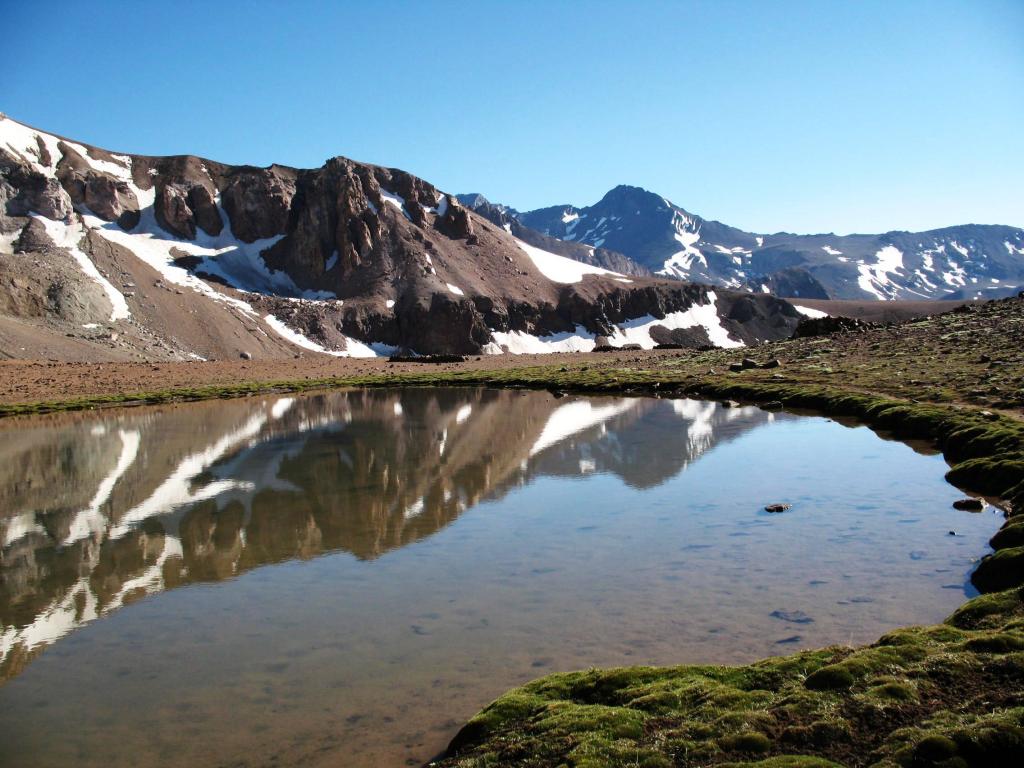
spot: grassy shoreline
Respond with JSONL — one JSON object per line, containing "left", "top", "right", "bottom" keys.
{"left": 5, "top": 300, "right": 1024, "bottom": 766}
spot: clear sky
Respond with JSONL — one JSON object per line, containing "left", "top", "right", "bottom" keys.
{"left": 4, "top": 0, "right": 1022, "bottom": 234}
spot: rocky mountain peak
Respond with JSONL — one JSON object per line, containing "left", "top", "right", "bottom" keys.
{"left": 493, "top": 184, "right": 1024, "bottom": 301}
{"left": 0, "top": 114, "right": 803, "bottom": 361}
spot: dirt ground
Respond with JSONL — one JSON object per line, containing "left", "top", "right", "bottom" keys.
{"left": 0, "top": 350, "right": 675, "bottom": 405}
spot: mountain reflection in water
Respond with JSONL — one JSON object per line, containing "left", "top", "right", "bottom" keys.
{"left": 0, "top": 388, "right": 773, "bottom": 681}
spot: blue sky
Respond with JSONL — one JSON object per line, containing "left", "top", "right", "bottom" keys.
{"left": 4, "top": 0, "right": 1022, "bottom": 234}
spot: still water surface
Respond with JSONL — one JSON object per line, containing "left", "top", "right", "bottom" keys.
{"left": 0, "top": 388, "right": 1000, "bottom": 767}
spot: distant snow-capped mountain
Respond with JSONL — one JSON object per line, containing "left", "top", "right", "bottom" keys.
{"left": 462, "top": 185, "right": 1024, "bottom": 301}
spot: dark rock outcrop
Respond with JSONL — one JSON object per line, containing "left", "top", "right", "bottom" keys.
{"left": 54, "top": 142, "right": 139, "bottom": 229}
{"left": 436, "top": 195, "right": 475, "bottom": 242}
{"left": 0, "top": 149, "right": 73, "bottom": 221}
{"left": 155, "top": 182, "right": 223, "bottom": 239}
{"left": 221, "top": 166, "right": 296, "bottom": 242}
{"left": 792, "top": 315, "right": 875, "bottom": 338}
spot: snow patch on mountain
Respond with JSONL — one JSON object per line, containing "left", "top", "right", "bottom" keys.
{"left": 608, "top": 291, "right": 741, "bottom": 349}
{"left": 1, "top": 116, "right": 129, "bottom": 180}
{"left": 857, "top": 246, "right": 904, "bottom": 300}
{"left": 264, "top": 313, "right": 387, "bottom": 358}
{"left": 514, "top": 239, "right": 621, "bottom": 283}
{"left": 33, "top": 215, "right": 131, "bottom": 321}
{"left": 483, "top": 326, "right": 597, "bottom": 354}
{"left": 379, "top": 188, "right": 410, "bottom": 219}
{"left": 793, "top": 304, "right": 829, "bottom": 318}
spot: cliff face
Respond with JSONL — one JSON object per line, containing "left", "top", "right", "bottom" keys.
{"left": 0, "top": 115, "right": 801, "bottom": 360}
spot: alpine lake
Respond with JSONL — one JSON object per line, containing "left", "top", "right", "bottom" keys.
{"left": 0, "top": 388, "right": 1001, "bottom": 767}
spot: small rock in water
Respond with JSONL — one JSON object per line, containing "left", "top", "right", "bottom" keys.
{"left": 952, "top": 498, "right": 984, "bottom": 511}
{"left": 948, "top": 530, "right": 957, "bottom": 536}
{"left": 720, "top": 399, "right": 741, "bottom": 408}
{"left": 765, "top": 503, "right": 792, "bottom": 513}
{"left": 770, "top": 609, "right": 814, "bottom": 624}
{"left": 762, "top": 400, "right": 783, "bottom": 411}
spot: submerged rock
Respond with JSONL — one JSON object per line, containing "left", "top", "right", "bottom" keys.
{"left": 770, "top": 609, "right": 813, "bottom": 623}
{"left": 765, "top": 503, "right": 792, "bottom": 513}
{"left": 953, "top": 498, "right": 985, "bottom": 511}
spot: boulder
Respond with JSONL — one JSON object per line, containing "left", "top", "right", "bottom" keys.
{"left": 953, "top": 498, "right": 985, "bottom": 511}
{"left": 792, "top": 315, "right": 874, "bottom": 338}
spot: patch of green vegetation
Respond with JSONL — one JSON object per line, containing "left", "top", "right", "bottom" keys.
{"left": 971, "top": 546, "right": 1024, "bottom": 593}
{"left": 438, "top": 599, "right": 1024, "bottom": 766}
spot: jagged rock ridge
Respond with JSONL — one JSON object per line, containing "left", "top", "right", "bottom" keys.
{"left": 0, "top": 115, "right": 802, "bottom": 360}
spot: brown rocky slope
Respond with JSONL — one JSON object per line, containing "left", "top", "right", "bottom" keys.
{"left": 0, "top": 114, "right": 802, "bottom": 361}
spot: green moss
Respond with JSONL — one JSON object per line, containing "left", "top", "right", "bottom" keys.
{"left": 803, "top": 665, "right": 854, "bottom": 691}
{"left": 533, "top": 701, "right": 647, "bottom": 741}
{"left": 992, "top": 518, "right": 1024, "bottom": 550}
{"left": 912, "top": 734, "right": 960, "bottom": 762}
{"left": 971, "top": 547, "right": 1024, "bottom": 593}
{"left": 719, "top": 758, "right": 844, "bottom": 768}
{"left": 946, "top": 458, "right": 1024, "bottom": 498}
{"left": 718, "top": 731, "right": 772, "bottom": 753}
{"left": 867, "top": 678, "right": 918, "bottom": 702}
{"left": 947, "top": 588, "right": 1024, "bottom": 630}
{"left": 964, "top": 633, "right": 1024, "bottom": 653}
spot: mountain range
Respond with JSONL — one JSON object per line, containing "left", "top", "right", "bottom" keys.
{"left": 459, "top": 186, "right": 1024, "bottom": 301}
{"left": 0, "top": 114, "right": 800, "bottom": 361}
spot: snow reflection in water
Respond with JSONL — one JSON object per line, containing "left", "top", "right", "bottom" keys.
{"left": 0, "top": 388, "right": 1000, "bottom": 767}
